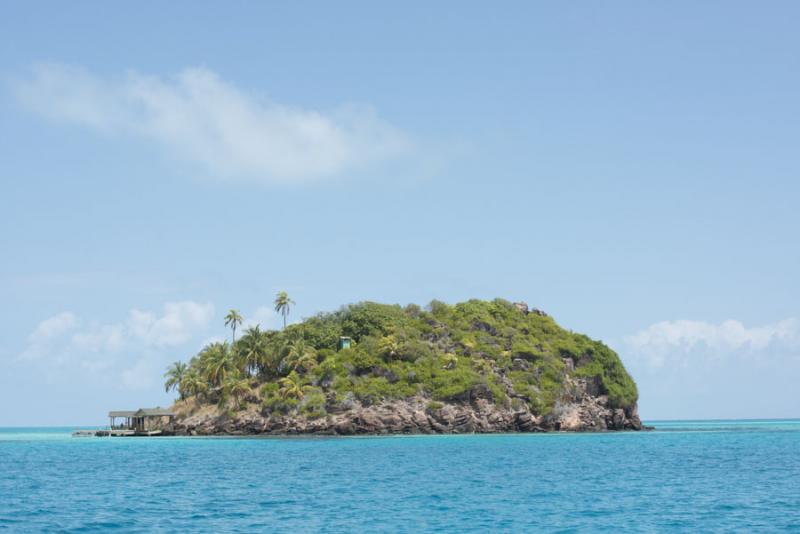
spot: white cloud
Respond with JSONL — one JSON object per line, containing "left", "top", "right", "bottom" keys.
{"left": 617, "top": 317, "right": 800, "bottom": 419}
{"left": 242, "top": 306, "right": 279, "bottom": 330}
{"left": 17, "top": 301, "right": 214, "bottom": 389}
{"left": 34, "top": 301, "right": 215, "bottom": 355}
{"left": 121, "top": 358, "right": 157, "bottom": 391}
{"left": 71, "top": 324, "right": 126, "bottom": 352}
{"left": 128, "top": 301, "right": 214, "bottom": 346}
{"left": 623, "top": 317, "right": 800, "bottom": 368}
{"left": 19, "top": 311, "right": 79, "bottom": 361}
{"left": 14, "top": 63, "right": 412, "bottom": 184}
{"left": 30, "top": 312, "right": 77, "bottom": 341}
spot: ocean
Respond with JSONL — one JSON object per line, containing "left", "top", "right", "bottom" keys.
{"left": 1, "top": 420, "right": 798, "bottom": 532}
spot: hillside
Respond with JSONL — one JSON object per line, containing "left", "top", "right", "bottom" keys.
{"left": 168, "top": 298, "right": 644, "bottom": 434}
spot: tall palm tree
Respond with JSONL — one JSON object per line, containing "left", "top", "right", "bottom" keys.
{"left": 224, "top": 309, "right": 243, "bottom": 344}
{"left": 274, "top": 292, "right": 295, "bottom": 329}
{"left": 164, "top": 361, "right": 188, "bottom": 399}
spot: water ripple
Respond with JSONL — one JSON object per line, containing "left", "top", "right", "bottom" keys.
{"left": 0, "top": 422, "right": 799, "bottom": 531}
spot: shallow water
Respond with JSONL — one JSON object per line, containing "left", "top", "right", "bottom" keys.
{"left": 1, "top": 421, "right": 799, "bottom": 532}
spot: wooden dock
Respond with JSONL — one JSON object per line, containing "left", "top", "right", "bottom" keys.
{"left": 72, "top": 407, "right": 175, "bottom": 438}
{"left": 73, "top": 429, "right": 166, "bottom": 437}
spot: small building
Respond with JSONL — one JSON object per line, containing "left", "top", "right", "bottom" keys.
{"left": 108, "top": 410, "right": 137, "bottom": 431}
{"left": 337, "top": 336, "right": 352, "bottom": 350}
{"left": 108, "top": 407, "right": 175, "bottom": 436}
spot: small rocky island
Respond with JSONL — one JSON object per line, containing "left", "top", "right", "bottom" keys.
{"left": 168, "top": 299, "right": 645, "bottom": 435}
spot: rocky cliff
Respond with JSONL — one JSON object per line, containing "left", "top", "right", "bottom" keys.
{"left": 173, "top": 375, "right": 644, "bottom": 435}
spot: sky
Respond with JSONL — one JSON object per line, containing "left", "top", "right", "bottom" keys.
{"left": 1, "top": 2, "right": 798, "bottom": 425}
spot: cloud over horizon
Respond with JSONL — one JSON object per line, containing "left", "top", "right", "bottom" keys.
{"left": 618, "top": 317, "right": 800, "bottom": 419}
{"left": 14, "top": 302, "right": 281, "bottom": 394}
{"left": 17, "top": 301, "right": 215, "bottom": 380}
{"left": 12, "top": 63, "right": 412, "bottom": 184}
{"left": 623, "top": 317, "right": 800, "bottom": 368}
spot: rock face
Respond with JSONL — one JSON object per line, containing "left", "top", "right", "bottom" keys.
{"left": 173, "top": 377, "right": 646, "bottom": 436}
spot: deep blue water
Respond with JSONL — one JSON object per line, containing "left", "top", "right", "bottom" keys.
{"left": 1, "top": 420, "right": 799, "bottom": 532}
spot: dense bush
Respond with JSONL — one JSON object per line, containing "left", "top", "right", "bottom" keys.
{"left": 171, "top": 298, "right": 639, "bottom": 416}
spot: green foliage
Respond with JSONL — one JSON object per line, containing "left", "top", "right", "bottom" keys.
{"left": 340, "top": 302, "right": 409, "bottom": 341}
{"left": 302, "top": 315, "right": 342, "bottom": 350}
{"left": 344, "top": 346, "right": 383, "bottom": 374}
{"left": 486, "top": 375, "right": 508, "bottom": 406}
{"left": 299, "top": 387, "right": 327, "bottom": 418}
{"left": 574, "top": 342, "right": 638, "bottom": 409}
{"left": 349, "top": 376, "right": 416, "bottom": 405}
{"left": 430, "top": 359, "right": 481, "bottom": 401}
{"left": 171, "top": 298, "right": 639, "bottom": 417}
{"left": 164, "top": 361, "right": 187, "bottom": 399}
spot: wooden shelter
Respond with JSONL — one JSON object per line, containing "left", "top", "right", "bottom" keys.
{"left": 107, "top": 407, "right": 175, "bottom": 436}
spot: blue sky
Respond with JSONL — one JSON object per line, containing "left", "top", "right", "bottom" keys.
{"left": 1, "top": 2, "right": 799, "bottom": 425}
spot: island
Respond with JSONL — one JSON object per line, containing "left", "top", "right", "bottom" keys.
{"left": 165, "top": 298, "right": 645, "bottom": 435}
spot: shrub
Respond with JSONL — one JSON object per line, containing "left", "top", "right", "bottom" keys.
{"left": 427, "top": 299, "right": 451, "bottom": 318}
{"left": 300, "top": 387, "right": 327, "bottom": 418}
{"left": 350, "top": 349, "right": 382, "bottom": 374}
{"left": 430, "top": 362, "right": 481, "bottom": 401}
{"left": 341, "top": 302, "right": 408, "bottom": 341}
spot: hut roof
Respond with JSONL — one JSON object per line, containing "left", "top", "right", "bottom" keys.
{"left": 108, "top": 408, "right": 175, "bottom": 418}
{"left": 108, "top": 410, "right": 137, "bottom": 417}
{"left": 134, "top": 407, "right": 175, "bottom": 417}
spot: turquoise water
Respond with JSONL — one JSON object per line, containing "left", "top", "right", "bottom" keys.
{"left": 1, "top": 421, "right": 799, "bottom": 532}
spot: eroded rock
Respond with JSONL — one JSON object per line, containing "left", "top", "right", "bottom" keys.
{"left": 173, "top": 376, "right": 645, "bottom": 436}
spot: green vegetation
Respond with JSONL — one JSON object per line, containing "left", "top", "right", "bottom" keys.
{"left": 164, "top": 361, "right": 187, "bottom": 400}
{"left": 167, "top": 297, "right": 638, "bottom": 416}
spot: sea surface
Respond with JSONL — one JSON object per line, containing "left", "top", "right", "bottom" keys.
{"left": 0, "top": 420, "right": 798, "bottom": 532}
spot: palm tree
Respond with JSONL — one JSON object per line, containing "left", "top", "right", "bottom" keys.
{"left": 223, "top": 372, "right": 251, "bottom": 409}
{"left": 224, "top": 309, "right": 243, "bottom": 344}
{"left": 164, "top": 361, "right": 188, "bottom": 399}
{"left": 278, "top": 372, "right": 304, "bottom": 400}
{"left": 180, "top": 369, "right": 207, "bottom": 399}
{"left": 200, "top": 341, "right": 232, "bottom": 387}
{"left": 274, "top": 292, "right": 295, "bottom": 329}
{"left": 282, "top": 334, "right": 317, "bottom": 374}
{"left": 290, "top": 351, "right": 318, "bottom": 374}
{"left": 237, "top": 325, "right": 267, "bottom": 376}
